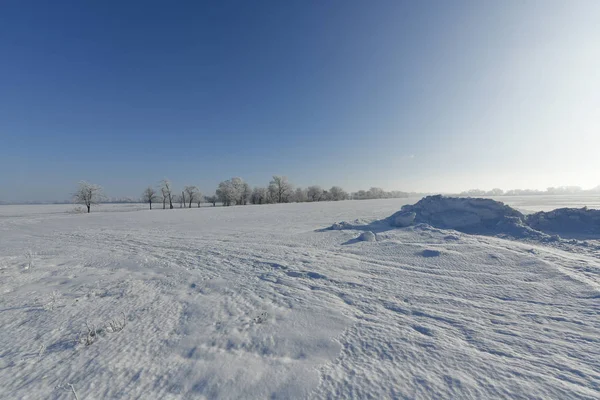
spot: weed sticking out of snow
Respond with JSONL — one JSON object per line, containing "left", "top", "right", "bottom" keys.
{"left": 105, "top": 313, "right": 127, "bottom": 333}
{"left": 79, "top": 322, "right": 99, "bottom": 346}
{"left": 24, "top": 250, "right": 35, "bottom": 270}
{"left": 253, "top": 312, "right": 269, "bottom": 324}
{"left": 77, "top": 313, "right": 127, "bottom": 346}
{"left": 56, "top": 383, "right": 80, "bottom": 400}
{"left": 42, "top": 290, "right": 62, "bottom": 311}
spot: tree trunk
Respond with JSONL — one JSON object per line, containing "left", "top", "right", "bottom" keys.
{"left": 87, "top": 205, "right": 90, "bottom": 213}
{"left": 149, "top": 201, "right": 152, "bottom": 210}
{"left": 169, "top": 195, "right": 173, "bottom": 209}
{"left": 189, "top": 197, "right": 193, "bottom": 208}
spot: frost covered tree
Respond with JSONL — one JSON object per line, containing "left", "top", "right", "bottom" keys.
{"left": 251, "top": 187, "right": 268, "bottom": 204}
{"left": 292, "top": 187, "right": 308, "bottom": 203}
{"left": 269, "top": 176, "right": 292, "bottom": 203}
{"left": 216, "top": 180, "right": 235, "bottom": 206}
{"left": 142, "top": 186, "right": 159, "bottom": 210}
{"left": 217, "top": 177, "right": 249, "bottom": 206}
{"left": 231, "top": 177, "right": 245, "bottom": 205}
{"left": 184, "top": 186, "right": 199, "bottom": 208}
{"left": 160, "top": 179, "right": 174, "bottom": 209}
{"left": 241, "top": 182, "right": 252, "bottom": 205}
{"left": 307, "top": 185, "right": 324, "bottom": 202}
{"left": 329, "top": 186, "right": 348, "bottom": 201}
{"left": 204, "top": 195, "right": 217, "bottom": 207}
{"left": 196, "top": 191, "right": 203, "bottom": 207}
{"left": 172, "top": 194, "right": 183, "bottom": 208}
{"left": 368, "top": 187, "right": 385, "bottom": 199}
{"left": 73, "top": 181, "right": 104, "bottom": 213}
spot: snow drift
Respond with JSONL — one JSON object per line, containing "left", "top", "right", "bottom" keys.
{"left": 328, "top": 196, "right": 600, "bottom": 240}
{"left": 388, "top": 195, "right": 543, "bottom": 237}
{"left": 388, "top": 196, "right": 600, "bottom": 239}
{"left": 527, "top": 207, "right": 600, "bottom": 236}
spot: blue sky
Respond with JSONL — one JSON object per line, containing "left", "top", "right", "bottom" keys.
{"left": 1, "top": 1, "right": 599, "bottom": 201}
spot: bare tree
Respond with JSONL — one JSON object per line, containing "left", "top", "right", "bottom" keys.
{"left": 184, "top": 186, "right": 199, "bottom": 208}
{"left": 160, "top": 179, "right": 174, "bottom": 209}
{"left": 73, "top": 181, "right": 104, "bottom": 213}
{"left": 142, "top": 186, "right": 159, "bottom": 210}
{"left": 196, "top": 191, "right": 203, "bottom": 208}
{"left": 269, "top": 176, "right": 292, "bottom": 203}
{"left": 179, "top": 192, "right": 185, "bottom": 208}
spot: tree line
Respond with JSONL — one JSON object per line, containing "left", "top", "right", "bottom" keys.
{"left": 74, "top": 177, "right": 421, "bottom": 212}
{"left": 75, "top": 176, "right": 352, "bottom": 212}
{"left": 142, "top": 176, "right": 354, "bottom": 210}
{"left": 458, "top": 186, "right": 600, "bottom": 197}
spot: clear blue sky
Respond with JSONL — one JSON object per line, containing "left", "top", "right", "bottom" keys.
{"left": 1, "top": 0, "right": 599, "bottom": 201}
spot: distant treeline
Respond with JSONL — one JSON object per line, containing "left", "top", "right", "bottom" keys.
{"left": 458, "top": 186, "right": 600, "bottom": 197}
{"left": 140, "top": 177, "right": 424, "bottom": 211}
{"left": 5, "top": 182, "right": 599, "bottom": 208}
{"left": 148, "top": 176, "right": 354, "bottom": 209}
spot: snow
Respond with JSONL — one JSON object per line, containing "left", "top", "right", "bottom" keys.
{"left": 527, "top": 207, "right": 600, "bottom": 238}
{"left": 358, "top": 231, "right": 377, "bottom": 242}
{"left": 1, "top": 198, "right": 599, "bottom": 399}
{"left": 397, "top": 195, "right": 526, "bottom": 234}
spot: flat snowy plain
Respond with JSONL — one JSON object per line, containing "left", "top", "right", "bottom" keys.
{"left": 1, "top": 197, "right": 599, "bottom": 399}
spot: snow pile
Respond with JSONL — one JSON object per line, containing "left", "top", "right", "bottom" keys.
{"left": 527, "top": 207, "right": 600, "bottom": 236}
{"left": 394, "top": 195, "right": 527, "bottom": 234}
{"left": 389, "top": 211, "right": 415, "bottom": 227}
{"left": 358, "top": 231, "right": 377, "bottom": 242}
{"left": 330, "top": 221, "right": 357, "bottom": 230}
{"left": 329, "top": 218, "right": 374, "bottom": 231}
{"left": 327, "top": 196, "right": 600, "bottom": 241}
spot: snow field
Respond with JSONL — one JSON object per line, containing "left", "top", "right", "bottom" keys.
{"left": 0, "top": 198, "right": 599, "bottom": 399}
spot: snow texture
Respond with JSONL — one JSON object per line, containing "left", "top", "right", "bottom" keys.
{"left": 387, "top": 196, "right": 600, "bottom": 242}
{"left": 527, "top": 207, "right": 600, "bottom": 237}
{"left": 398, "top": 195, "right": 526, "bottom": 234}
{"left": 1, "top": 198, "right": 599, "bottom": 399}
{"left": 358, "top": 231, "right": 377, "bottom": 242}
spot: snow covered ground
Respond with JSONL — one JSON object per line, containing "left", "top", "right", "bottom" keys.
{"left": 0, "top": 197, "right": 599, "bottom": 399}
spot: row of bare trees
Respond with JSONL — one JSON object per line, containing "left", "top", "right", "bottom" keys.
{"left": 217, "top": 176, "right": 349, "bottom": 206}
{"left": 141, "top": 180, "right": 205, "bottom": 210}
{"left": 140, "top": 176, "right": 349, "bottom": 210}
{"left": 74, "top": 176, "right": 350, "bottom": 213}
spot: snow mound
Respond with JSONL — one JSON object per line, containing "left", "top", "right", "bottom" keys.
{"left": 327, "top": 196, "right": 600, "bottom": 241}
{"left": 389, "top": 211, "right": 415, "bottom": 227}
{"left": 358, "top": 231, "right": 376, "bottom": 242}
{"left": 526, "top": 207, "right": 600, "bottom": 236}
{"left": 330, "top": 221, "right": 355, "bottom": 230}
{"left": 396, "top": 195, "right": 526, "bottom": 234}
{"left": 328, "top": 218, "right": 374, "bottom": 231}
